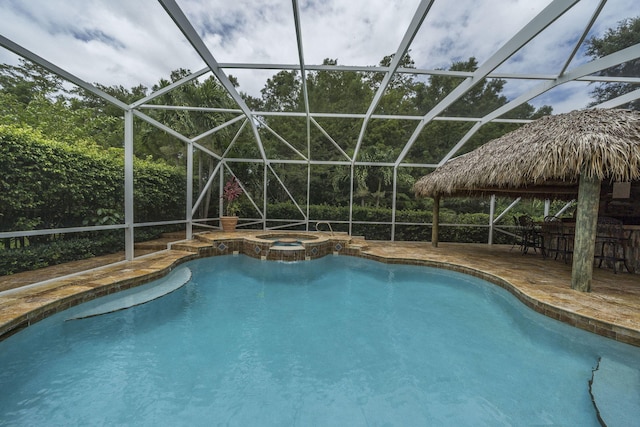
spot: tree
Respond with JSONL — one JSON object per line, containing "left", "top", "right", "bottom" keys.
{"left": 586, "top": 16, "right": 640, "bottom": 110}
{"left": 69, "top": 83, "right": 149, "bottom": 149}
{"left": 260, "top": 70, "right": 302, "bottom": 112}
{"left": 0, "top": 61, "right": 248, "bottom": 221}
{"left": 406, "top": 57, "right": 552, "bottom": 162}
{"left": 307, "top": 59, "right": 373, "bottom": 115}
{"left": 251, "top": 54, "right": 552, "bottom": 208}
{"left": 0, "top": 59, "right": 144, "bottom": 149}
{"left": 0, "top": 59, "right": 65, "bottom": 104}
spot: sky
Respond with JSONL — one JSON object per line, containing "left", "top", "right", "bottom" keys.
{"left": 0, "top": 0, "right": 637, "bottom": 114}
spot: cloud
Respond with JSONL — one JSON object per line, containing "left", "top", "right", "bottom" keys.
{"left": 529, "top": 81, "right": 596, "bottom": 113}
{"left": 0, "top": 0, "right": 636, "bottom": 113}
{"left": 0, "top": 0, "right": 204, "bottom": 89}
{"left": 298, "top": 0, "right": 420, "bottom": 65}
{"left": 410, "top": 0, "right": 552, "bottom": 69}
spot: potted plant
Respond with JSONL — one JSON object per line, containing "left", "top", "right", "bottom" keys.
{"left": 220, "top": 177, "right": 243, "bottom": 232}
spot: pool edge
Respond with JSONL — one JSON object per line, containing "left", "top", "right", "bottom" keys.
{"left": 1, "top": 235, "right": 639, "bottom": 347}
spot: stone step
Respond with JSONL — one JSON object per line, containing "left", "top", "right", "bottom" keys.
{"left": 590, "top": 356, "right": 640, "bottom": 427}
{"left": 160, "top": 230, "right": 187, "bottom": 239}
{"left": 134, "top": 239, "right": 174, "bottom": 250}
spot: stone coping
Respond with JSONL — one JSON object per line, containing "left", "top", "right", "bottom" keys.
{"left": 360, "top": 252, "right": 640, "bottom": 347}
{"left": 1, "top": 232, "right": 639, "bottom": 347}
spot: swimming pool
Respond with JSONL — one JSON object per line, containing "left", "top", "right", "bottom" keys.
{"left": 0, "top": 255, "right": 638, "bottom": 426}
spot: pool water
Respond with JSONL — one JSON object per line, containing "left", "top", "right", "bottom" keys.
{"left": 1, "top": 256, "right": 638, "bottom": 426}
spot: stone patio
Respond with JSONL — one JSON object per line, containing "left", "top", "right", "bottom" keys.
{"left": 1, "top": 231, "right": 639, "bottom": 346}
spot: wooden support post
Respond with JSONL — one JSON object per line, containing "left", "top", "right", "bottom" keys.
{"left": 570, "top": 171, "right": 601, "bottom": 292}
{"left": 432, "top": 194, "right": 440, "bottom": 248}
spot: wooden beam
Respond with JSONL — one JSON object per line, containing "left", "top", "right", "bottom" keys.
{"left": 471, "top": 185, "right": 578, "bottom": 195}
{"left": 570, "top": 171, "right": 601, "bottom": 292}
{"left": 442, "top": 183, "right": 576, "bottom": 196}
{"left": 432, "top": 195, "right": 440, "bottom": 248}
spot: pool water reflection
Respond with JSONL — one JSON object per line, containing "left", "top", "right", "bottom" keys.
{"left": 0, "top": 255, "right": 638, "bottom": 426}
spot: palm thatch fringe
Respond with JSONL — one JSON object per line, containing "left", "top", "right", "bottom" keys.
{"left": 413, "top": 109, "right": 640, "bottom": 198}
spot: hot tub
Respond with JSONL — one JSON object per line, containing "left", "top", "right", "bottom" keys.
{"left": 254, "top": 233, "right": 328, "bottom": 261}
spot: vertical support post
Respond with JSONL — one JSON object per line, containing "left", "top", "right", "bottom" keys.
{"left": 348, "top": 165, "right": 355, "bottom": 236}
{"left": 306, "top": 161, "right": 311, "bottom": 231}
{"left": 571, "top": 171, "right": 601, "bottom": 292}
{"left": 186, "top": 140, "right": 193, "bottom": 240}
{"left": 197, "top": 154, "right": 203, "bottom": 219}
{"left": 391, "top": 166, "right": 398, "bottom": 241}
{"left": 219, "top": 166, "right": 224, "bottom": 220}
{"left": 263, "top": 162, "right": 268, "bottom": 230}
{"left": 432, "top": 194, "right": 440, "bottom": 248}
{"left": 544, "top": 199, "right": 550, "bottom": 218}
{"left": 124, "top": 110, "right": 135, "bottom": 260}
{"left": 488, "top": 194, "right": 496, "bottom": 245}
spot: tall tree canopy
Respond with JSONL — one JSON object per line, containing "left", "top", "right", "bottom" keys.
{"left": 0, "top": 52, "right": 551, "bottom": 211}
{"left": 403, "top": 57, "right": 552, "bottom": 164}
{"left": 587, "top": 16, "right": 640, "bottom": 110}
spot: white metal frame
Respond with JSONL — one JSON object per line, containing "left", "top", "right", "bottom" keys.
{"left": 1, "top": 0, "right": 639, "bottom": 260}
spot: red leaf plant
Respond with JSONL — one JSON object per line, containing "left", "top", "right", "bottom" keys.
{"left": 222, "top": 177, "right": 243, "bottom": 216}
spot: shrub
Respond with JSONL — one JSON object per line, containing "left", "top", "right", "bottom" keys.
{"left": 0, "top": 124, "right": 186, "bottom": 232}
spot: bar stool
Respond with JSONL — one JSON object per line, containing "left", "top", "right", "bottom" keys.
{"left": 542, "top": 216, "right": 571, "bottom": 262}
{"left": 594, "top": 217, "right": 633, "bottom": 274}
{"left": 516, "top": 215, "right": 543, "bottom": 255}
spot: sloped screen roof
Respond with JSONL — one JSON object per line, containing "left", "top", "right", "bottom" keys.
{"left": 2, "top": 0, "right": 639, "bottom": 165}
{"left": 1, "top": 0, "right": 639, "bottom": 242}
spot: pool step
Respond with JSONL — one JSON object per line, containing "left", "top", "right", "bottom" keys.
{"left": 67, "top": 267, "right": 192, "bottom": 320}
{"left": 590, "top": 356, "right": 640, "bottom": 427}
{"left": 160, "top": 230, "right": 188, "bottom": 239}
{"left": 135, "top": 234, "right": 206, "bottom": 253}
{"left": 134, "top": 237, "right": 178, "bottom": 251}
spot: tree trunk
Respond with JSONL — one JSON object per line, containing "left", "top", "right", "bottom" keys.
{"left": 570, "top": 171, "right": 601, "bottom": 292}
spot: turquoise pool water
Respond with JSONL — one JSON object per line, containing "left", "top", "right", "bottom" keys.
{"left": 0, "top": 255, "right": 638, "bottom": 426}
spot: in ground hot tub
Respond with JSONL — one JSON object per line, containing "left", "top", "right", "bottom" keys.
{"left": 254, "top": 232, "right": 329, "bottom": 261}
{"left": 256, "top": 233, "right": 319, "bottom": 243}
{"left": 195, "top": 231, "right": 353, "bottom": 261}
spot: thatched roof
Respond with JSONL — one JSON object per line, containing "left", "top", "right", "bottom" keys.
{"left": 413, "top": 109, "right": 640, "bottom": 199}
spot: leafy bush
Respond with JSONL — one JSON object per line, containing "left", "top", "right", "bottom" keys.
{"left": 0, "top": 124, "right": 186, "bottom": 232}
{"left": 0, "top": 225, "right": 179, "bottom": 275}
{"left": 0, "top": 234, "right": 119, "bottom": 275}
{"left": 0, "top": 124, "right": 521, "bottom": 274}
{"left": 262, "top": 202, "right": 498, "bottom": 242}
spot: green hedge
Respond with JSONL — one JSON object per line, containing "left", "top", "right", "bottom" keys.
{"left": 0, "top": 226, "right": 176, "bottom": 275}
{"left": 0, "top": 124, "right": 186, "bottom": 233}
{"left": 263, "top": 202, "right": 511, "bottom": 243}
{"left": 0, "top": 202, "right": 510, "bottom": 275}
{"left": 0, "top": 125, "right": 516, "bottom": 274}
{"left": 0, "top": 233, "right": 120, "bottom": 275}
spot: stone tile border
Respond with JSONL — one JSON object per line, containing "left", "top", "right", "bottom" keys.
{"left": 359, "top": 252, "right": 640, "bottom": 347}
{"left": 1, "top": 233, "right": 638, "bottom": 347}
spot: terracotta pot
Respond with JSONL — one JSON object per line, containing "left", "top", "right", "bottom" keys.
{"left": 220, "top": 216, "right": 239, "bottom": 232}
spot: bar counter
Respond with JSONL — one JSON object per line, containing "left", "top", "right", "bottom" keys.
{"left": 539, "top": 221, "right": 640, "bottom": 274}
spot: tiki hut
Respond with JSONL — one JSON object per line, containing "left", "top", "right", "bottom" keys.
{"left": 413, "top": 108, "right": 640, "bottom": 292}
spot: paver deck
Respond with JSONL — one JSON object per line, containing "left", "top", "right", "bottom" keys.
{"left": 1, "top": 231, "right": 639, "bottom": 346}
